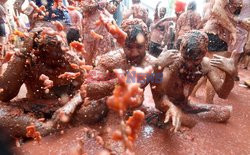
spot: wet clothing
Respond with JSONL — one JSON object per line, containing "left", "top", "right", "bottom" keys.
{"left": 207, "top": 33, "right": 228, "bottom": 52}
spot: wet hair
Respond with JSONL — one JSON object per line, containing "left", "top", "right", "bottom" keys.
{"left": 66, "top": 28, "right": 81, "bottom": 44}
{"left": 187, "top": 1, "right": 197, "bottom": 11}
{"left": 125, "top": 25, "right": 145, "bottom": 46}
{"left": 121, "top": 19, "right": 149, "bottom": 46}
{"left": 180, "top": 30, "right": 208, "bottom": 60}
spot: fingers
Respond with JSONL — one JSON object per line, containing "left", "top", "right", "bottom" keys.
{"left": 213, "top": 54, "right": 223, "bottom": 59}
{"left": 172, "top": 113, "right": 176, "bottom": 127}
{"left": 172, "top": 55, "right": 179, "bottom": 60}
{"left": 164, "top": 111, "right": 170, "bottom": 123}
{"left": 210, "top": 60, "right": 222, "bottom": 64}
{"left": 164, "top": 110, "right": 181, "bottom": 132}
{"left": 174, "top": 116, "right": 181, "bottom": 133}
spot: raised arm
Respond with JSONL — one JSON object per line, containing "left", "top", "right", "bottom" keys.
{"left": 0, "top": 51, "right": 27, "bottom": 101}
{"left": 235, "top": 18, "right": 250, "bottom": 31}
{"left": 0, "top": 33, "right": 35, "bottom": 102}
{"left": 142, "top": 48, "right": 179, "bottom": 70}
{"left": 151, "top": 17, "right": 175, "bottom": 30}
{"left": 154, "top": 1, "right": 161, "bottom": 21}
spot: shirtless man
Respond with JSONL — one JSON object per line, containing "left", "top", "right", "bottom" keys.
{"left": 151, "top": 31, "right": 235, "bottom": 132}
{"left": 230, "top": 0, "right": 250, "bottom": 78}
{"left": 176, "top": 1, "right": 201, "bottom": 39}
{"left": 79, "top": 19, "right": 179, "bottom": 122}
{"left": 123, "top": 0, "right": 148, "bottom": 24}
{"left": 149, "top": 2, "right": 169, "bottom": 57}
{"left": 0, "top": 28, "right": 86, "bottom": 137}
{"left": 191, "top": 0, "right": 244, "bottom": 103}
{"left": 67, "top": 1, "right": 82, "bottom": 44}
{"left": 81, "top": 0, "right": 120, "bottom": 65}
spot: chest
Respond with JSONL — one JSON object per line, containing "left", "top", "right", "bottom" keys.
{"left": 161, "top": 68, "right": 199, "bottom": 100}
{"left": 27, "top": 59, "right": 74, "bottom": 85}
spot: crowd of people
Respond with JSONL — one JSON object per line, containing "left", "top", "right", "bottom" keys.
{"left": 0, "top": 0, "right": 249, "bottom": 153}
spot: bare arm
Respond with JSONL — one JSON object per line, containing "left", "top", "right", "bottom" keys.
{"left": 204, "top": 57, "right": 235, "bottom": 99}
{"left": 211, "top": 0, "right": 237, "bottom": 36}
{"left": 0, "top": 52, "right": 27, "bottom": 102}
{"left": 154, "top": 1, "right": 161, "bottom": 21}
{"left": 151, "top": 17, "right": 175, "bottom": 30}
{"left": 84, "top": 50, "right": 126, "bottom": 99}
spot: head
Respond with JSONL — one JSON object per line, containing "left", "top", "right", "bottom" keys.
{"left": 179, "top": 30, "right": 208, "bottom": 68}
{"left": 121, "top": 19, "right": 149, "bottom": 65}
{"left": 187, "top": 1, "right": 197, "bottom": 11}
{"left": 67, "top": 28, "right": 81, "bottom": 45}
{"left": 228, "top": 0, "right": 243, "bottom": 15}
{"left": 132, "top": 0, "right": 140, "bottom": 4}
{"left": 159, "top": 7, "right": 167, "bottom": 18}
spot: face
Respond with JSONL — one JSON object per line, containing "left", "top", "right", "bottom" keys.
{"left": 159, "top": 7, "right": 166, "bottom": 18}
{"left": 35, "top": 35, "right": 64, "bottom": 64}
{"left": 124, "top": 42, "right": 146, "bottom": 65}
{"left": 181, "top": 46, "right": 206, "bottom": 68}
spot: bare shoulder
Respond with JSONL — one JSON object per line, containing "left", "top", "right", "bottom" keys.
{"left": 141, "top": 53, "right": 157, "bottom": 67}
{"left": 201, "top": 57, "right": 211, "bottom": 74}
{"left": 96, "top": 48, "right": 127, "bottom": 70}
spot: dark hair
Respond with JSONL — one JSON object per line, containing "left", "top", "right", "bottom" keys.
{"left": 66, "top": 28, "right": 81, "bottom": 44}
{"left": 125, "top": 25, "right": 146, "bottom": 47}
{"left": 181, "top": 31, "right": 208, "bottom": 60}
{"left": 187, "top": 1, "right": 197, "bottom": 11}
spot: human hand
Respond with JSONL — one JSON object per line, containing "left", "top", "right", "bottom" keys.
{"left": 158, "top": 47, "right": 179, "bottom": 68}
{"left": 210, "top": 54, "right": 236, "bottom": 76}
{"left": 164, "top": 104, "right": 182, "bottom": 132}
